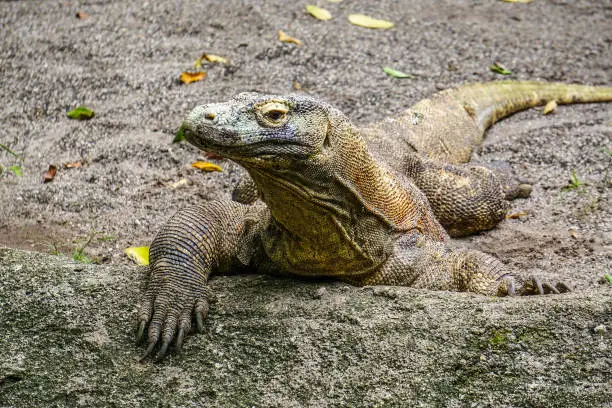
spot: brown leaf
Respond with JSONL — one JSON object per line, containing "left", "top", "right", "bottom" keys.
{"left": 64, "top": 161, "right": 83, "bottom": 169}
{"left": 203, "top": 151, "right": 225, "bottom": 160}
{"left": 278, "top": 30, "right": 302, "bottom": 46}
{"left": 180, "top": 71, "right": 206, "bottom": 84}
{"left": 43, "top": 165, "right": 57, "bottom": 183}
{"left": 76, "top": 11, "right": 89, "bottom": 19}
{"left": 191, "top": 161, "right": 223, "bottom": 172}
{"left": 293, "top": 81, "right": 302, "bottom": 90}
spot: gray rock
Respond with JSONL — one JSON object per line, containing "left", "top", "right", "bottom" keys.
{"left": 1, "top": 247, "right": 610, "bottom": 407}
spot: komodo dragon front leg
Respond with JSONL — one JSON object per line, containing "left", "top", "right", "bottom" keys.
{"left": 137, "top": 201, "right": 268, "bottom": 361}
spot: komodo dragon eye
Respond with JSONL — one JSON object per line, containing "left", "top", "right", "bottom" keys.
{"left": 256, "top": 102, "right": 289, "bottom": 127}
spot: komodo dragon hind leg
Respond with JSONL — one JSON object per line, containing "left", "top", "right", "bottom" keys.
{"left": 354, "top": 233, "right": 571, "bottom": 296}
{"left": 403, "top": 152, "right": 531, "bottom": 237}
{"left": 365, "top": 81, "right": 612, "bottom": 236}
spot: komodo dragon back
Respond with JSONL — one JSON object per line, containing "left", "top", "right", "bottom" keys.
{"left": 366, "top": 81, "right": 612, "bottom": 165}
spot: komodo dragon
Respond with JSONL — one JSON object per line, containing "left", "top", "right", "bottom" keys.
{"left": 137, "top": 81, "right": 611, "bottom": 361}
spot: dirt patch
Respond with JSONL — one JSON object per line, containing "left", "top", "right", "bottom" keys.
{"left": 0, "top": 1, "right": 610, "bottom": 288}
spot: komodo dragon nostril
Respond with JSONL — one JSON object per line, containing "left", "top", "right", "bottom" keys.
{"left": 204, "top": 112, "right": 216, "bottom": 120}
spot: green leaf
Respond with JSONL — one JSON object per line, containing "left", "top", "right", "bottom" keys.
{"left": 383, "top": 67, "right": 415, "bottom": 79}
{"left": 173, "top": 127, "right": 185, "bottom": 143}
{"left": 73, "top": 249, "right": 93, "bottom": 264}
{"left": 489, "top": 62, "right": 512, "bottom": 75}
{"left": 67, "top": 106, "right": 95, "bottom": 120}
{"left": 125, "top": 246, "right": 150, "bottom": 265}
{"left": 8, "top": 165, "right": 22, "bottom": 177}
{"left": 605, "top": 274, "right": 612, "bottom": 285}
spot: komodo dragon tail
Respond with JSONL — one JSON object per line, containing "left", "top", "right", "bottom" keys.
{"left": 392, "top": 80, "right": 612, "bottom": 164}
{"left": 446, "top": 80, "right": 612, "bottom": 132}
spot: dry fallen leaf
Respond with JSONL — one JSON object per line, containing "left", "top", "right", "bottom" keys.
{"left": 43, "top": 165, "right": 57, "bottom": 183}
{"left": 64, "top": 161, "right": 82, "bottom": 169}
{"left": 194, "top": 54, "right": 229, "bottom": 69}
{"left": 203, "top": 54, "right": 229, "bottom": 64}
{"left": 348, "top": 14, "right": 394, "bottom": 29}
{"left": 306, "top": 5, "right": 332, "bottom": 20}
{"left": 543, "top": 100, "right": 558, "bottom": 115}
{"left": 203, "top": 151, "right": 225, "bottom": 160}
{"left": 125, "top": 246, "right": 150, "bottom": 265}
{"left": 192, "top": 161, "right": 223, "bottom": 172}
{"left": 180, "top": 71, "right": 206, "bottom": 84}
{"left": 278, "top": 30, "right": 302, "bottom": 46}
{"left": 293, "top": 81, "right": 302, "bottom": 90}
{"left": 506, "top": 211, "right": 528, "bottom": 219}
{"left": 76, "top": 11, "right": 89, "bottom": 19}
{"left": 168, "top": 178, "right": 189, "bottom": 189}
{"left": 569, "top": 228, "right": 579, "bottom": 239}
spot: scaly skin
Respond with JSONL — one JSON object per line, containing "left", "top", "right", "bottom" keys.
{"left": 137, "top": 81, "right": 611, "bottom": 361}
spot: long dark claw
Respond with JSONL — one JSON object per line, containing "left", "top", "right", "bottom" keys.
{"left": 140, "top": 340, "right": 157, "bottom": 362}
{"left": 532, "top": 276, "right": 545, "bottom": 295}
{"left": 507, "top": 279, "right": 516, "bottom": 296}
{"left": 542, "top": 282, "right": 560, "bottom": 294}
{"left": 136, "top": 320, "right": 146, "bottom": 344}
{"left": 176, "top": 327, "right": 185, "bottom": 350}
{"left": 196, "top": 310, "right": 204, "bottom": 333}
{"left": 155, "top": 339, "right": 171, "bottom": 362}
{"left": 556, "top": 282, "right": 572, "bottom": 293}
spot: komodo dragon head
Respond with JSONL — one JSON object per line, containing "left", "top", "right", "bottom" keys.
{"left": 180, "top": 92, "right": 426, "bottom": 275}
{"left": 181, "top": 92, "right": 346, "bottom": 168}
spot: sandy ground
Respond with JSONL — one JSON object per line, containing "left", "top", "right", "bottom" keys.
{"left": 0, "top": 0, "right": 610, "bottom": 290}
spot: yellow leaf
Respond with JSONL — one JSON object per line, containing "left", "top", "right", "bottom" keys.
{"left": 191, "top": 161, "right": 223, "bottom": 172}
{"left": 306, "top": 5, "right": 332, "bottom": 21}
{"left": 278, "top": 30, "right": 302, "bottom": 46}
{"left": 543, "top": 100, "right": 557, "bottom": 115}
{"left": 125, "top": 246, "right": 150, "bottom": 265}
{"left": 203, "top": 54, "right": 229, "bottom": 64}
{"left": 506, "top": 211, "right": 528, "bottom": 219}
{"left": 180, "top": 71, "right": 206, "bottom": 84}
{"left": 348, "top": 14, "right": 394, "bottom": 29}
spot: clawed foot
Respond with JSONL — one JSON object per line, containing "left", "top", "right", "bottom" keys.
{"left": 504, "top": 275, "right": 572, "bottom": 296}
{"left": 136, "top": 283, "right": 213, "bottom": 362}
